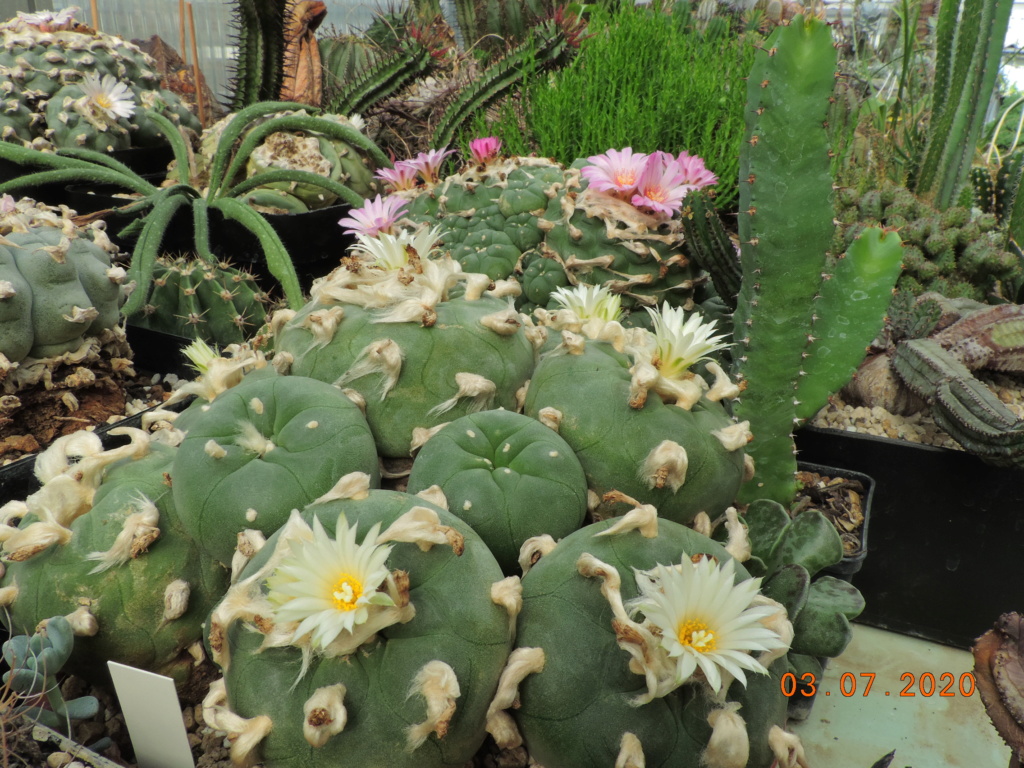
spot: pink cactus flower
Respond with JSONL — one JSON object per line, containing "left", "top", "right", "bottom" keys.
{"left": 375, "top": 161, "right": 420, "bottom": 192}
{"left": 580, "top": 147, "right": 650, "bottom": 196}
{"left": 630, "top": 151, "right": 692, "bottom": 217}
{"left": 674, "top": 151, "right": 718, "bottom": 191}
{"left": 408, "top": 147, "right": 456, "bottom": 184}
{"left": 469, "top": 137, "right": 502, "bottom": 165}
{"left": 338, "top": 194, "right": 409, "bottom": 238}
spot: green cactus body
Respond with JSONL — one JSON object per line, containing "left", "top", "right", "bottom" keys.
{"left": 514, "top": 518, "right": 787, "bottom": 768}
{"left": 45, "top": 83, "right": 132, "bottom": 151}
{"left": 171, "top": 374, "right": 381, "bottom": 566}
{"left": 523, "top": 338, "right": 745, "bottom": 524}
{"left": 128, "top": 256, "right": 269, "bottom": 345}
{"left": 407, "top": 410, "right": 588, "bottom": 572}
{"left": 0, "top": 226, "right": 126, "bottom": 362}
{"left": 403, "top": 157, "right": 699, "bottom": 316}
{"left": 274, "top": 267, "right": 537, "bottom": 458}
{"left": 213, "top": 490, "right": 513, "bottom": 767}
{"left": 731, "top": 16, "right": 903, "bottom": 505}
{"left": 0, "top": 441, "right": 228, "bottom": 683}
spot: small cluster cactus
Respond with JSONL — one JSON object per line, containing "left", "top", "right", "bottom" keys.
{"left": 835, "top": 181, "right": 1020, "bottom": 302}
{"left": 0, "top": 7, "right": 198, "bottom": 152}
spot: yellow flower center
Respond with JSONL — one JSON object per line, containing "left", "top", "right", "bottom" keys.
{"left": 615, "top": 170, "right": 637, "bottom": 186}
{"left": 330, "top": 573, "right": 364, "bottom": 611}
{"left": 644, "top": 185, "right": 667, "bottom": 203}
{"left": 677, "top": 619, "right": 717, "bottom": 653}
{"left": 94, "top": 95, "right": 113, "bottom": 110}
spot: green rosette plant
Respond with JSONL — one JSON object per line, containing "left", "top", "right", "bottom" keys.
{"left": 499, "top": 509, "right": 795, "bottom": 768}
{"left": 407, "top": 409, "right": 588, "bottom": 572}
{"left": 272, "top": 221, "right": 538, "bottom": 457}
{"left": 0, "top": 431, "right": 228, "bottom": 684}
{"left": 523, "top": 285, "right": 748, "bottom": 524}
{"left": 202, "top": 480, "right": 517, "bottom": 767}
{"left": 171, "top": 372, "right": 381, "bottom": 567}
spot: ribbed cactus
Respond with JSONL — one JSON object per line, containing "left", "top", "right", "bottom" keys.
{"left": 729, "top": 15, "right": 903, "bottom": 506}
{"left": 227, "top": 0, "right": 288, "bottom": 110}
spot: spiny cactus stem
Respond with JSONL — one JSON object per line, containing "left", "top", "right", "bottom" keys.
{"left": 56, "top": 146, "right": 153, "bottom": 187}
{"left": 123, "top": 194, "right": 193, "bottom": 317}
{"left": 222, "top": 169, "right": 365, "bottom": 208}
{"left": 327, "top": 41, "right": 433, "bottom": 117}
{"left": 0, "top": 139, "right": 100, "bottom": 171}
{"left": 213, "top": 114, "right": 391, "bottom": 198}
{"left": 0, "top": 166, "right": 157, "bottom": 197}
{"left": 192, "top": 199, "right": 218, "bottom": 265}
{"left": 209, "top": 196, "right": 303, "bottom": 309}
{"left": 141, "top": 109, "right": 193, "bottom": 180}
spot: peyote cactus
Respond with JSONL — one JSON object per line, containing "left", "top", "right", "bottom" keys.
{"left": 272, "top": 224, "right": 538, "bottom": 457}
{"left": 170, "top": 371, "right": 381, "bottom": 566}
{"left": 399, "top": 151, "right": 711, "bottom": 320}
{"left": 0, "top": 195, "right": 135, "bottom": 456}
{"left": 523, "top": 285, "right": 748, "bottom": 525}
{"left": 0, "top": 7, "right": 199, "bottom": 152}
{"left": 727, "top": 15, "right": 904, "bottom": 506}
{"left": 0, "top": 430, "right": 229, "bottom": 685}
{"left": 202, "top": 479, "right": 517, "bottom": 767}
{"left": 501, "top": 507, "right": 800, "bottom": 768}
{"left": 126, "top": 255, "right": 271, "bottom": 345}
{"left": 407, "top": 409, "right": 588, "bottom": 573}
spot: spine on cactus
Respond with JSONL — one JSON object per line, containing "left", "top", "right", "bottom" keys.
{"left": 680, "top": 190, "right": 741, "bottom": 309}
{"left": 912, "top": 0, "right": 1013, "bottom": 210}
{"left": 227, "top": 0, "right": 288, "bottom": 110}
{"left": 430, "top": 16, "right": 579, "bottom": 149}
{"left": 731, "top": 16, "right": 902, "bottom": 505}
{"left": 323, "top": 39, "right": 435, "bottom": 117}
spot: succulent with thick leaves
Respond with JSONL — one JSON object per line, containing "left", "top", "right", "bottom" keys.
{"left": 407, "top": 409, "right": 588, "bottom": 573}
{"left": 0, "top": 431, "right": 228, "bottom": 685}
{"left": 171, "top": 372, "right": 380, "bottom": 567}
{"left": 204, "top": 483, "right": 515, "bottom": 767}
{"left": 272, "top": 228, "right": 537, "bottom": 457}
{"left": 128, "top": 255, "right": 270, "bottom": 345}
{"left": 508, "top": 512, "right": 797, "bottom": 768}
{"left": 401, "top": 155, "right": 703, "bottom": 318}
{"left": 0, "top": 9, "right": 199, "bottom": 151}
{"left": 729, "top": 15, "right": 904, "bottom": 506}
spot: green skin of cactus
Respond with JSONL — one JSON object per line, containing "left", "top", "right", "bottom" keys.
{"left": 731, "top": 17, "right": 903, "bottom": 505}
{"left": 275, "top": 296, "right": 536, "bottom": 458}
{"left": 515, "top": 518, "right": 787, "bottom": 768}
{"left": 129, "top": 88, "right": 201, "bottom": 148}
{"left": 0, "top": 96, "right": 35, "bottom": 144}
{"left": 129, "top": 258, "right": 267, "bottom": 345}
{"left": 0, "top": 445, "right": 229, "bottom": 685}
{"left": 45, "top": 83, "right": 132, "bottom": 152}
{"left": 222, "top": 491, "right": 511, "bottom": 768}
{"left": 171, "top": 374, "right": 381, "bottom": 567}
{"left": 519, "top": 251, "right": 571, "bottom": 306}
{"left": 0, "top": 228, "right": 123, "bottom": 363}
{"left": 523, "top": 340, "right": 745, "bottom": 524}
{"left": 406, "top": 410, "right": 588, "bottom": 573}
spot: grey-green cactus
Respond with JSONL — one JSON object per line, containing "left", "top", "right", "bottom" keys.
{"left": 202, "top": 481, "right": 516, "bottom": 767}
{"left": 407, "top": 409, "right": 588, "bottom": 572}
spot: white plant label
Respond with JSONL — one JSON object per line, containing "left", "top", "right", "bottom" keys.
{"left": 107, "top": 661, "right": 196, "bottom": 768}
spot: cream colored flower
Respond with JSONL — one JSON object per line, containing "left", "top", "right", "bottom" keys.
{"left": 80, "top": 72, "right": 136, "bottom": 121}
{"left": 351, "top": 225, "right": 445, "bottom": 270}
{"left": 266, "top": 514, "right": 396, "bottom": 652}
{"left": 626, "top": 556, "right": 789, "bottom": 694}
{"left": 551, "top": 284, "right": 623, "bottom": 325}
{"left": 643, "top": 303, "right": 728, "bottom": 381}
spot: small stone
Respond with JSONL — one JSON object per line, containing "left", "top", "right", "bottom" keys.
{"left": 46, "top": 753, "right": 73, "bottom": 768}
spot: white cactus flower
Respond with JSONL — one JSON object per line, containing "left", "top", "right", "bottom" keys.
{"left": 626, "top": 556, "right": 790, "bottom": 694}
{"left": 351, "top": 225, "right": 445, "bottom": 270}
{"left": 644, "top": 303, "right": 728, "bottom": 381}
{"left": 79, "top": 72, "right": 136, "bottom": 121}
{"left": 265, "top": 514, "right": 396, "bottom": 652}
{"left": 551, "top": 284, "right": 623, "bottom": 324}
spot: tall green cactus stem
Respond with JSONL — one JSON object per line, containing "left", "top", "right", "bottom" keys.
{"left": 912, "top": 0, "right": 1013, "bottom": 210}
{"left": 324, "top": 39, "right": 435, "bottom": 118}
{"left": 731, "top": 16, "right": 903, "bottom": 506}
{"left": 431, "top": 17, "right": 578, "bottom": 149}
{"left": 228, "top": 0, "right": 288, "bottom": 110}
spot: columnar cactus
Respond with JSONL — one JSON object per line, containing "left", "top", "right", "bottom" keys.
{"left": 523, "top": 285, "right": 748, "bottom": 524}
{"left": 127, "top": 255, "right": 271, "bottom": 345}
{"left": 202, "top": 479, "right": 516, "bottom": 767}
{"left": 171, "top": 372, "right": 381, "bottom": 566}
{"left": 407, "top": 409, "right": 588, "bottom": 572}
{"left": 729, "top": 15, "right": 903, "bottom": 505}
{"left": 0, "top": 430, "right": 228, "bottom": 684}
{"left": 0, "top": 7, "right": 199, "bottom": 151}
{"left": 272, "top": 224, "right": 538, "bottom": 457}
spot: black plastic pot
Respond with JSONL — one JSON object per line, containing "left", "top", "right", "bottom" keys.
{"left": 796, "top": 425, "right": 1024, "bottom": 649}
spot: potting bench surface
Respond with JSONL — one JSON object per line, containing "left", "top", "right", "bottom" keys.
{"left": 791, "top": 624, "right": 1009, "bottom": 766}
